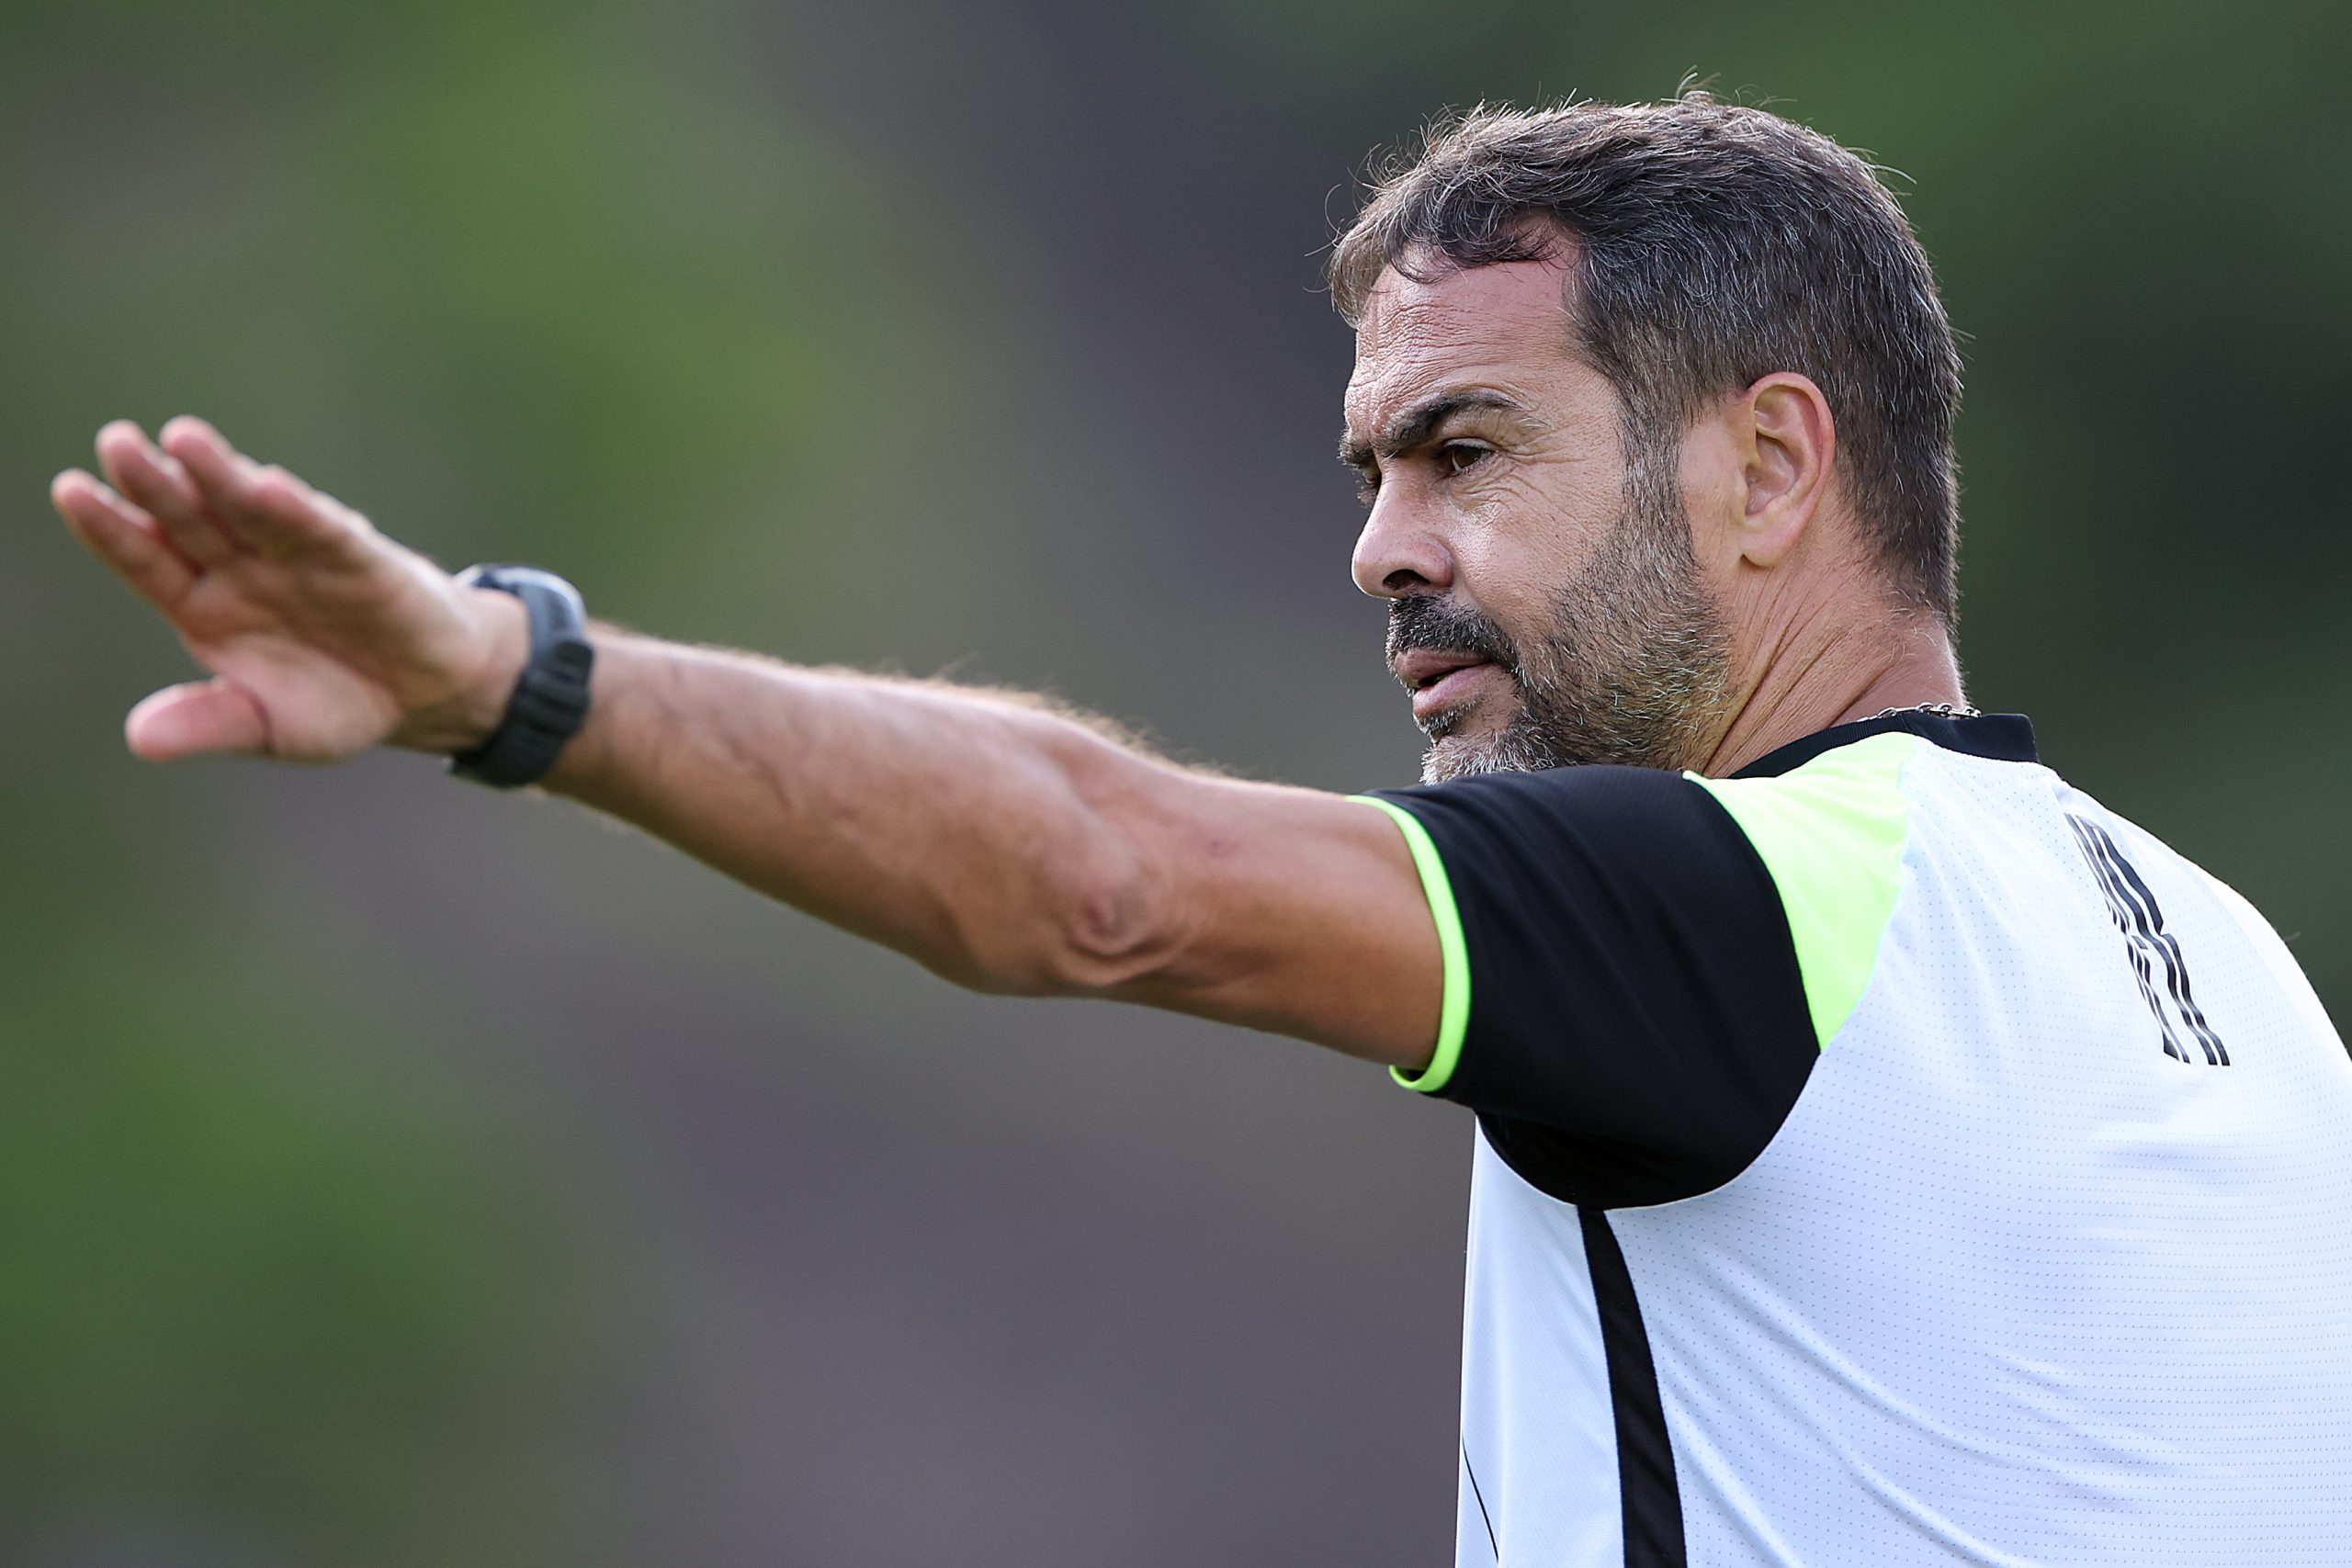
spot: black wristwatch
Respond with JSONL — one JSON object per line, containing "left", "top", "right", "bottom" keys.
{"left": 447, "top": 564, "right": 595, "bottom": 788}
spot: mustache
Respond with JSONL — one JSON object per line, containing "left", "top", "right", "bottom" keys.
{"left": 1385, "top": 595, "right": 1520, "bottom": 675}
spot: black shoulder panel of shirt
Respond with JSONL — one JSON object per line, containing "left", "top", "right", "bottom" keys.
{"left": 1370, "top": 711, "right": 2037, "bottom": 1210}
{"left": 1370, "top": 764, "right": 1812, "bottom": 1207}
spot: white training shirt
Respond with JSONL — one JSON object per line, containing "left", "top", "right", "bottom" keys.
{"left": 1363, "top": 711, "right": 2352, "bottom": 1566}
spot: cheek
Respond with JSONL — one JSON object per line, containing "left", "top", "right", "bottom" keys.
{"left": 1447, "top": 539, "right": 1558, "bottom": 660}
{"left": 1451, "top": 463, "right": 1616, "bottom": 610}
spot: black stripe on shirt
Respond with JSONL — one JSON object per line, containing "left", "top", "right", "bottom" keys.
{"left": 1581, "top": 1206, "right": 1687, "bottom": 1568}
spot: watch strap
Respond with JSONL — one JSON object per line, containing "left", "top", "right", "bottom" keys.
{"left": 447, "top": 564, "right": 595, "bottom": 788}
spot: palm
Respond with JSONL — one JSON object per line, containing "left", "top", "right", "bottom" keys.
{"left": 52, "top": 419, "right": 503, "bottom": 763}
{"left": 165, "top": 552, "right": 452, "bottom": 761}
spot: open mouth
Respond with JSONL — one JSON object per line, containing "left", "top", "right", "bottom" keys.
{"left": 1394, "top": 650, "right": 1499, "bottom": 722}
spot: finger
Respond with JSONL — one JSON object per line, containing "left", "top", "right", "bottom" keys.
{"left": 246, "top": 463, "right": 380, "bottom": 567}
{"left": 153, "top": 415, "right": 256, "bottom": 507}
{"left": 51, "top": 469, "right": 198, "bottom": 606}
{"left": 124, "top": 679, "right": 270, "bottom": 761}
{"left": 95, "top": 420, "right": 243, "bottom": 568}
{"left": 160, "top": 417, "right": 368, "bottom": 563}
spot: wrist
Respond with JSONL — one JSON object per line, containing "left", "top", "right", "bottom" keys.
{"left": 455, "top": 586, "right": 534, "bottom": 745}
{"left": 390, "top": 587, "right": 531, "bottom": 754}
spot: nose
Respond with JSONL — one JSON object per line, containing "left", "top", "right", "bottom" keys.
{"left": 1350, "top": 487, "right": 1454, "bottom": 600}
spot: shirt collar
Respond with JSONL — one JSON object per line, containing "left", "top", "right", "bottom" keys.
{"left": 1730, "top": 711, "right": 2040, "bottom": 780}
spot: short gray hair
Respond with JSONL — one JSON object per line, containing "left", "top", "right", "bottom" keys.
{"left": 1330, "top": 96, "right": 1963, "bottom": 625}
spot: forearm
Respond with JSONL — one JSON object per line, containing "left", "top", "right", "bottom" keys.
{"left": 541, "top": 630, "right": 1195, "bottom": 996}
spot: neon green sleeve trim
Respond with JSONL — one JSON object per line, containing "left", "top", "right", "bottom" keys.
{"left": 1350, "top": 795, "right": 1471, "bottom": 1093}
{"left": 1686, "top": 732, "right": 1915, "bottom": 1050}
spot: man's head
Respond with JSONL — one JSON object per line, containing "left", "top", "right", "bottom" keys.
{"left": 1332, "top": 96, "right": 1963, "bottom": 782}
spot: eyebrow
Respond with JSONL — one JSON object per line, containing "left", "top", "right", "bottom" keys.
{"left": 1339, "top": 390, "right": 1526, "bottom": 470}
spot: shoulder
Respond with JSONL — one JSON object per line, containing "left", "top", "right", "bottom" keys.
{"left": 1690, "top": 732, "right": 1921, "bottom": 1052}
{"left": 1360, "top": 761, "right": 1819, "bottom": 1205}
{"left": 1691, "top": 729, "right": 1917, "bottom": 866}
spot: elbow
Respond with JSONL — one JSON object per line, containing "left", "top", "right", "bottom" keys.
{"left": 1054, "top": 873, "right": 1182, "bottom": 991}
{"left": 932, "top": 729, "right": 1200, "bottom": 999}
{"left": 954, "top": 854, "right": 1186, "bottom": 999}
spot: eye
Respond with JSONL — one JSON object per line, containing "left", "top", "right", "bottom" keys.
{"left": 1353, "top": 467, "right": 1381, "bottom": 507}
{"left": 1437, "top": 441, "right": 1489, "bottom": 478}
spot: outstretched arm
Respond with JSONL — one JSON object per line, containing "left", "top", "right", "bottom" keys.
{"left": 52, "top": 419, "right": 1441, "bottom": 1066}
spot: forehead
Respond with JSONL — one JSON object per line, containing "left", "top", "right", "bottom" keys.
{"left": 1344, "top": 256, "right": 1588, "bottom": 437}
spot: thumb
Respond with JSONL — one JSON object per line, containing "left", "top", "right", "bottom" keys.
{"left": 126, "top": 679, "right": 271, "bottom": 761}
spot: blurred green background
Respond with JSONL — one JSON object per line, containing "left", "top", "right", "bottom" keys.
{"left": 3, "top": 0, "right": 2346, "bottom": 1562}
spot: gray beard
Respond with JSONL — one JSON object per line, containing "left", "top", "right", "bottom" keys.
{"left": 1406, "top": 457, "right": 1736, "bottom": 784}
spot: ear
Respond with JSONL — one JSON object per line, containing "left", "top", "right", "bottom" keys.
{"left": 1735, "top": 373, "right": 1836, "bottom": 570}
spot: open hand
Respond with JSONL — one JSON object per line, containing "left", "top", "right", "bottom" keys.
{"left": 52, "top": 418, "right": 526, "bottom": 763}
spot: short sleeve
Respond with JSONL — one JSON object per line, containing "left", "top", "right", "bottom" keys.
{"left": 1360, "top": 763, "right": 1820, "bottom": 1207}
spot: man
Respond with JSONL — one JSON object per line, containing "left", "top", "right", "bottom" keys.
{"left": 51, "top": 96, "right": 2352, "bottom": 1565}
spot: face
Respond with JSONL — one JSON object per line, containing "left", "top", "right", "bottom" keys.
{"left": 1342, "top": 256, "right": 1735, "bottom": 782}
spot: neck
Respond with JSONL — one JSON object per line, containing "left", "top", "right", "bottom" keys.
{"left": 1696, "top": 602, "right": 1964, "bottom": 777}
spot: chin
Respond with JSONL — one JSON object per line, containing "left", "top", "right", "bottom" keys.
{"left": 1418, "top": 727, "right": 1519, "bottom": 784}
{"left": 1416, "top": 698, "right": 1514, "bottom": 783}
